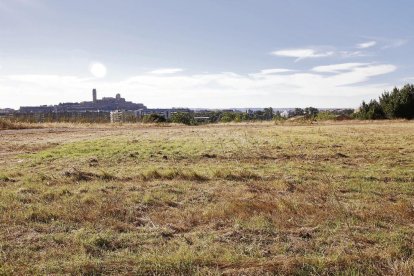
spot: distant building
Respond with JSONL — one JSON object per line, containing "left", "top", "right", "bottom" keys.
{"left": 109, "top": 110, "right": 140, "bottom": 123}
{"left": 0, "top": 108, "right": 16, "bottom": 114}
{"left": 93, "top": 89, "right": 97, "bottom": 103}
{"left": 110, "top": 110, "right": 123, "bottom": 123}
{"left": 19, "top": 89, "right": 147, "bottom": 113}
{"left": 19, "top": 105, "right": 55, "bottom": 113}
{"left": 194, "top": 116, "right": 210, "bottom": 123}
{"left": 280, "top": 110, "right": 289, "bottom": 118}
{"left": 135, "top": 108, "right": 192, "bottom": 120}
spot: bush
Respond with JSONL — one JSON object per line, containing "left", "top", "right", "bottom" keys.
{"left": 292, "top": 108, "right": 304, "bottom": 117}
{"left": 220, "top": 112, "right": 236, "bottom": 123}
{"left": 234, "top": 113, "right": 249, "bottom": 122}
{"left": 0, "top": 118, "right": 35, "bottom": 130}
{"left": 142, "top": 114, "right": 166, "bottom": 123}
{"left": 354, "top": 100, "right": 385, "bottom": 120}
{"left": 304, "top": 107, "right": 319, "bottom": 118}
{"left": 316, "top": 111, "right": 337, "bottom": 121}
{"left": 171, "top": 112, "right": 195, "bottom": 125}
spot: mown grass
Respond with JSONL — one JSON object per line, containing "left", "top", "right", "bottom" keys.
{"left": 0, "top": 121, "right": 413, "bottom": 274}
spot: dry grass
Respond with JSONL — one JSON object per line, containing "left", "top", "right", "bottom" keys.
{"left": 0, "top": 121, "right": 413, "bottom": 275}
{"left": 0, "top": 118, "right": 42, "bottom": 130}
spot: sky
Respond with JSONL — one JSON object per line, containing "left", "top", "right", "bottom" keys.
{"left": 1, "top": 0, "right": 414, "bottom": 109}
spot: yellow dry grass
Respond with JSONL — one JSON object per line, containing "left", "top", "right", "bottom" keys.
{"left": 0, "top": 121, "right": 413, "bottom": 275}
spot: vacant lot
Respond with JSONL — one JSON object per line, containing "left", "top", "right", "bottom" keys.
{"left": 0, "top": 121, "right": 413, "bottom": 275}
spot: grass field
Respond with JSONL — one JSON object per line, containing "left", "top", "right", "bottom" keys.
{"left": 0, "top": 121, "right": 413, "bottom": 275}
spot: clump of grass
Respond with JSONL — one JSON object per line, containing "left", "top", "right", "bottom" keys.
{"left": 140, "top": 169, "right": 208, "bottom": 181}
{"left": 100, "top": 170, "right": 116, "bottom": 181}
{"left": 0, "top": 174, "right": 15, "bottom": 183}
{"left": 139, "top": 168, "right": 262, "bottom": 182}
{"left": 63, "top": 168, "right": 117, "bottom": 182}
{"left": 213, "top": 168, "right": 262, "bottom": 181}
{"left": 236, "top": 215, "right": 275, "bottom": 234}
{"left": 0, "top": 118, "right": 40, "bottom": 130}
{"left": 63, "top": 168, "right": 95, "bottom": 181}
{"left": 82, "top": 234, "right": 118, "bottom": 256}
{"left": 28, "top": 208, "right": 59, "bottom": 223}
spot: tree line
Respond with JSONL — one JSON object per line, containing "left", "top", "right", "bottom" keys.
{"left": 354, "top": 84, "right": 414, "bottom": 120}
{"left": 141, "top": 107, "right": 354, "bottom": 125}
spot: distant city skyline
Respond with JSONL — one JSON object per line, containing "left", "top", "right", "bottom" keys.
{"left": 1, "top": 0, "right": 414, "bottom": 109}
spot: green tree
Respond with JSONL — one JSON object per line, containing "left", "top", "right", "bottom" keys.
{"left": 252, "top": 110, "right": 265, "bottom": 120}
{"left": 355, "top": 100, "right": 385, "bottom": 120}
{"left": 220, "top": 112, "right": 236, "bottom": 123}
{"left": 379, "top": 84, "right": 414, "bottom": 119}
{"left": 355, "top": 84, "right": 414, "bottom": 120}
{"left": 142, "top": 113, "right": 166, "bottom": 123}
{"left": 171, "top": 112, "right": 195, "bottom": 125}
{"left": 234, "top": 113, "right": 249, "bottom": 122}
{"left": 292, "top": 108, "right": 304, "bottom": 116}
{"left": 304, "top": 107, "right": 319, "bottom": 118}
{"left": 263, "top": 107, "right": 274, "bottom": 120}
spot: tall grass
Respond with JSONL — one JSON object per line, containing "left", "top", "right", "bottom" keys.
{"left": 0, "top": 118, "right": 38, "bottom": 130}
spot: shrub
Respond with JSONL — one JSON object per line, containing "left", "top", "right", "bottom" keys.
{"left": 234, "top": 113, "right": 249, "bottom": 122}
{"left": 0, "top": 118, "right": 35, "bottom": 130}
{"left": 171, "top": 112, "right": 195, "bottom": 125}
{"left": 316, "top": 111, "right": 337, "bottom": 121}
{"left": 304, "top": 107, "right": 319, "bottom": 118}
{"left": 354, "top": 100, "right": 386, "bottom": 120}
{"left": 142, "top": 114, "right": 166, "bottom": 123}
{"left": 220, "top": 112, "right": 236, "bottom": 123}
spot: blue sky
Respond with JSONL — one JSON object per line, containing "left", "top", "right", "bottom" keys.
{"left": 1, "top": 0, "right": 413, "bottom": 108}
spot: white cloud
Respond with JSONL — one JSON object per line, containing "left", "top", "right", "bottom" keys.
{"left": 338, "top": 51, "right": 366, "bottom": 58}
{"left": 312, "top": 63, "right": 370, "bottom": 73}
{"left": 382, "top": 39, "right": 407, "bottom": 49}
{"left": 357, "top": 41, "right": 377, "bottom": 49}
{"left": 271, "top": 48, "right": 334, "bottom": 61}
{"left": 149, "top": 68, "right": 184, "bottom": 75}
{"left": 0, "top": 63, "right": 397, "bottom": 109}
{"left": 271, "top": 43, "right": 374, "bottom": 62}
{"left": 327, "top": 64, "right": 396, "bottom": 86}
{"left": 258, "top": 68, "right": 295, "bottom": 75}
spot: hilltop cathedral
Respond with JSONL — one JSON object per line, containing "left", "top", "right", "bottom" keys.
{"left": 19, "top": 89, "right": 147, "bottom": 113}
